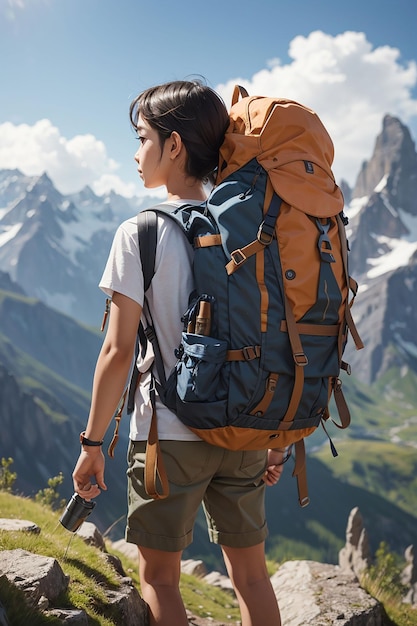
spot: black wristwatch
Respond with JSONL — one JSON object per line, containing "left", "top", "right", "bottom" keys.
{"left": 80, "top": 431, "right": 103, "bottom": 447}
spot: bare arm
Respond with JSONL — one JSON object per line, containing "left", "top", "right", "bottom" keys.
{"left": 72, "top": 292, "right": 142, "bottom": 499}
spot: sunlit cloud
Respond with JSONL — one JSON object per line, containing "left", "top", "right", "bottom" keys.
{"left": 0, "top": 119, "right": 138, "bottom": 197}
{"left": 216, "top": 31, "right": 417, "bottom": 187}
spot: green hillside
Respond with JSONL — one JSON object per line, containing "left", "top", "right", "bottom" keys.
{"left": 0, "top": 332, "right": 91, "bottom": 421}
{"left": 314, "top": 365, "right": 417, "bottom": 518}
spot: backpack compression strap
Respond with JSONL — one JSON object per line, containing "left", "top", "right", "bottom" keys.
{"left": 144, "top": 386, "right": 169, "bottom": 499}
{"left": 336, "top": 214, "right": 364, "bottom": 352}
{"left": 195, "top": 194, "right": 282, "bottom": 277}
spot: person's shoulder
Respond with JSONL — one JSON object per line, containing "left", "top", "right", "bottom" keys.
{"left": 115, "top": 215, "right": 137, "bottom": 237}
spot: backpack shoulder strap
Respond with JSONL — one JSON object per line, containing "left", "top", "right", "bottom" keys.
{"left": 131, "top": 202, "right": 197, "bottom": 410}
{"left": 137, "top": 209, "right": 158, "bottom": 292}
{"left": 137, "top": 202, "right": 197, "bottom": 290}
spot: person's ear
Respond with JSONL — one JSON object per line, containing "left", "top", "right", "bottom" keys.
{"left": 168, "top": 131, "right": 183, "bottom": 160}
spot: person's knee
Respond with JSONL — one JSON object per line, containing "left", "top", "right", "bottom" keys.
{"left": 139, "top": 547, "right": 182, "bottom": 588}
{"left": 231, "top": 566, "right": 270, "bottom": 591}
{"left": 222, "top": 544, "right": 269, "bottom": 588}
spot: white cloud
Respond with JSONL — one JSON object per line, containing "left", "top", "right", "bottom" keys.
{"left": 1, "top": 31, "right": 416, "bottom": 196}
{"left": 92, "top": 174, "right": 139, "bottom": 198}
{"left": 0, "top": 119, "right": 137, "bottom": 197}
{"left": 216, "top": 31, "right": 417, "bottom": 186}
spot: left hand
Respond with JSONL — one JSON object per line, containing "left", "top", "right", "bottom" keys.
{"left": 72, "top": 447, "right": 107, "bottom": 500}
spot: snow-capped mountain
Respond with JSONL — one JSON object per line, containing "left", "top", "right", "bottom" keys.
{"left": 0, "top": 170, "right": 161, "bottom": 326}
{"left": 0, "top": 112, "right": 416, "bottom": 383}
{"left": 343, "top": 115, "right": 417, "bottom": 384}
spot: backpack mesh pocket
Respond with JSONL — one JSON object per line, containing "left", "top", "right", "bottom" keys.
{"left": 176, "top": 332, "right": 228, "bottom": 402}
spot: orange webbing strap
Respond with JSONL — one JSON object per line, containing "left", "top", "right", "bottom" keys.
{"left": 227, "top": 346, "right": 261, "bottom": 361}
{"left": 231, "top": 84, "right": 250, "bottom": 105}
{"left": 144, "top": 390, "right": 169, "bottom": 500}
{"left": 257, "top": 179, "right": 274, "bottom": 332}
{"left": 336, "top": 215, "right": 364, "bottom": 351}
{"left": 100, "top": 298, "right": 111, "bottom": 332}
{"left": 292, "top": 439, "right": 310, "bottom": 507}
{"left": 345, "top": 303, "right": 364, "bottom": 351}
{"left": 194, "top": 234, "right": 222, "bottom": 248}
{"left": 225, "top": 239, "right": 266, "bottom": 275}
{"left": 195, "top": 228, "right": 267, "bottom": 276}
{"left": 281, "top": 295, "right": 307, "bottom": 424}
{"left": 332, "top": 378, "right": 351, "bottom": 429}
{"left": 108, "top": 386, "right": 129, "bottom": 458}
{"left": 250, "top": 373, "right": 279, "bottom": 416}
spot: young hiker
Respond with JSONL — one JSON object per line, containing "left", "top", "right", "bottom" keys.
{"left": 72, "top": 79, "right": 286, "bottom": 626}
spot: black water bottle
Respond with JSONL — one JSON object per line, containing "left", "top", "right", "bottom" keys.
{"left": 59, "top": 493, "right": 96, "bottom": 532}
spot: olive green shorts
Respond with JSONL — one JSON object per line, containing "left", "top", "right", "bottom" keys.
{"left": 125, "top": 439, "right": 268, "bottom": 552}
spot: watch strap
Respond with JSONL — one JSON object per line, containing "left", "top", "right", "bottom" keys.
{"left": 80, "top": 431, "right": 103, "bottom": 447}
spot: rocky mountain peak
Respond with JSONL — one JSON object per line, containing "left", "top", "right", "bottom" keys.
{"left": 352, "top": 115, "right": 417, "bottom": 216}
{"left": 342, "top": 114, "right": 417, "bottom": 383}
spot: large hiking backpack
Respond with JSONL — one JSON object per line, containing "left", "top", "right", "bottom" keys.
{"left": 129, "top": 86, "right": 364, "bottom": 506}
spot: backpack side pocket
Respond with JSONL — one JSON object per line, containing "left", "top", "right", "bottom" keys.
{"left": 176, "top": 332, "right": 228, "bottom": 402}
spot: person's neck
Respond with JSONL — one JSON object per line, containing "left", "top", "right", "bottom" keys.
{"left": 166, "top": 177, "right": 206, "bottom": 202}
{"left": 167, "top": 189, "right": 206, "bottom": 202}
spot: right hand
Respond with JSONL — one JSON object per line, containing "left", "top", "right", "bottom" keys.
{"left": 262, "top": 448, "right": 288, "bottom": 486}
{"left": 72, "top": 447, "right": 107, "bottom": 500}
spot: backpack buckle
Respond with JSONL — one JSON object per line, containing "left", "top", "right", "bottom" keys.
{"left": 294, "top": 352, "right": 308, "bottom": 366}
{"left": 257, "top": 223, "right": 274, "bottom": 245}
{"left": 230, "top": 248, "right": 247, "bottom": 266}
{"left": 242, "top": 346, "right": 261, "bottom": 360}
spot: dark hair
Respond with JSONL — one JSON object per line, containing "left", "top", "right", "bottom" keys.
{"left": 130, "top": 80, "right": 229, "bottom": 184}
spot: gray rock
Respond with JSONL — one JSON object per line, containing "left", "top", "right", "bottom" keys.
{"left": 202, "top": 570, "right": 234, "bottom": 592}
{"left": 46, "top": 608, "right": 89, "bottom": 624}
{"left": 339, "top": 506, "right": 372, "bottom": 579}
{"left": 181, "top": 559, "right": 208, "bottom": 578}
{"left": 402, "top": 544, "right": 417, "bottom": 606}
{"left": 0, "top": 518, "right": 40, "bottom": 534}
{"left": 272, "top": 560, "right": 388, "bottom": 626}
{"left": 105, "top": 576, "right": 148, "bottom": 626}
{"left": 101, "top": 551, "right": 127, "bottom": 577}
{"left": 75, "top": 521, "right": 106, "bottom": 551}
{"left": 0, "top": 549, "right": 69, "bottom": 608}
{"left": 0, "top": 547, "right": 149, "bottom": 625}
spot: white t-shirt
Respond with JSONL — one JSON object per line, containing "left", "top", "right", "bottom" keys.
{"left": 99, "top": 200, "right": 202, "bottom": 441}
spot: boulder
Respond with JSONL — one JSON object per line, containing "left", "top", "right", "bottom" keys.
{"left": 339, "top": 506, "right": 372, "bottom": 578}
{"left": 75, "top": 520, "right": 106, "bottom": 551}
{"left": 0, "top": 519, "right": 40, "bottom": 534}
{"left": 402, "top": 544, "right": 417, "bottom": 606}
{"left": 272, "top": 560, "right": 389, "bottom": 626}
{"left": 0, "top": 549, "right": 69, "bottom": 608}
